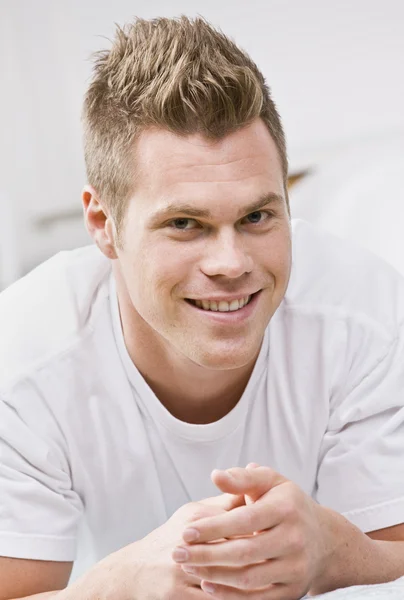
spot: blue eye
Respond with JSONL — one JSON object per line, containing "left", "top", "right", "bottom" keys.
{"left": 171, "top": 218, "right": 197, "bottom": 230}
{"left": 243, "top": 210, "right": 272, "bottom": 225}
{"left": 247, "top": 211, "right": 263, "bottom": 223}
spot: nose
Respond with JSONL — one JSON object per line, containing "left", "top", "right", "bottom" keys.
{"left": 200, "top": 228, "right": 254, "bottom": 279}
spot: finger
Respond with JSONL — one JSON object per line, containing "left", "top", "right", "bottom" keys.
{"left": 182, "top": 498, "right": 282, "bottom": 543}
{"left": 211, "top": 466, "right": 285, "bottom": 502}
{"left": 174, "top": 527, "right": 290, "bottom": 567}
{"left": 243, "top": 464, "right": 260, "bottom": 505}
{"left": 199, "top": 580, "right": 299, "bottom": 600}
{"left": 183, "top": 560, "right": 283, "bottom": 590}
{"left": 201, "top": 492, "right": 246, "bottom": 512}
{"left": 184, "top": 553, "right": 306, "bottom": 588}
{"left": 187, "top": 584, "right": 217, "bottom": 598}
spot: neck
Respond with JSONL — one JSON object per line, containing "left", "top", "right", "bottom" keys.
{"left": 114, "top": 274, "right": 258, "bottom": 425}
{"left": 136, "top": 346, "right": 255, "bottom": 424}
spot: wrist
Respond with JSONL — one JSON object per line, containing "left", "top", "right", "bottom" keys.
{"left": 56, "top": 543, "right": 143, "bottom": 600}
{"left": 309, "top": 505, "right": 373, "bottom": 595}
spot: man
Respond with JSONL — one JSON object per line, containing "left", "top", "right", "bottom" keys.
{"left": 0, "top": 15, "right": 404, "bottom": 600}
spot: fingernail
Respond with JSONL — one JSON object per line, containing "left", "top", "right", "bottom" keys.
{"left": 182, "top": 566, "right": 196, "bottom": 574}
{"left": 224, "top": 469, "right": 236, "bottom": 479}
{"left": 172, "top": 547, "right": 189, "bottom": 562}
{"left": 201, "top": 581, "right": 216, "bottom": 595}
{"left": 183, "top": 527, "right": 200, "bottom": 542}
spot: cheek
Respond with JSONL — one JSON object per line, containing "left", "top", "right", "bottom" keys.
{"left": 276, "top": 241, "right": 292, "bottom": 277}
{"left": 256, "top": 229, "right": 291, "bottom": 277}
{"left": 135, "top": 241, "right": 194, "bottom": 299}
{"left": 270, "top": 226, "right": 292, "bottom": 275}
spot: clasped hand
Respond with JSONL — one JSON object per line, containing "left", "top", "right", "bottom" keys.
{"left": 172, "top": 465, "right": 327, "bottom": 599}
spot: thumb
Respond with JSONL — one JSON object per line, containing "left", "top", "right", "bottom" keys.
{"left": 211, "top": 465, "right": 286, "bottom": 502}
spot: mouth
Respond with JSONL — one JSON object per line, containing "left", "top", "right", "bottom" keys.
{"left": 185, "top": 291, "right": 260, "bottom": 313}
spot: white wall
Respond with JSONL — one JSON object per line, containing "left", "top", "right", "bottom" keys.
{"left": 1, "top": 0, "right": 404, "bottom": 280}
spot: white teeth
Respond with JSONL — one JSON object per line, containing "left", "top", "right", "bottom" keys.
{"left": 218, "top": 301, "right": 229, "bottom": 312}
{"left": 229, "top": 299, "right": 239, "bottom": 311}
{"left": 191, "top": 295, "right": 252, "bottom": 312}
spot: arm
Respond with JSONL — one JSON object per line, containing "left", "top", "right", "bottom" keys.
{"left": 14, "top": 594, "right": 59, "bottom": 600}
{"left": 0, "top": 557, "right": 72, "bottom": 600}
{"left": 311, "top": 319, "right": 404, "bottom": 592}
{"left": 3, "top": 494, "right": 243, "bottom": 600}
{"left": 309, "top": 507, "right": 404, "bottom": 595}
{"left": 368, "top": 523, "right": 404, "bottom": 542}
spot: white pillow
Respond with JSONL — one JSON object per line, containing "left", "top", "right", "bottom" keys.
{"left": 290, "top": 134, "right": 404, "bottom": 277}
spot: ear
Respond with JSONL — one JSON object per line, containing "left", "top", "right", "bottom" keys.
{"left": 82, "top": 185, "right": 118, "bottom": 259}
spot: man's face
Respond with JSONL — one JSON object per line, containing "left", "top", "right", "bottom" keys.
{"left": 115, "top": 118, "right": 292, "bottom": 370}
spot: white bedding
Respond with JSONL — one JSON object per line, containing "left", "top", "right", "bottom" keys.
{"left": 315, "top": 576, "right": 404, "bottom": 599}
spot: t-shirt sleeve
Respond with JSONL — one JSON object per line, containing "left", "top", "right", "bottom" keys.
{"left": 316, "top": 320, "right": 404, "bottom": 533}
{"left": 0, "top": 393, "right": 83, "bottom": 561}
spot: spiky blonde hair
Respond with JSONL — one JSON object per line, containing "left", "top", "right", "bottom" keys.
{"left": 83, "top": 16, "right": 288, "bottom": 234}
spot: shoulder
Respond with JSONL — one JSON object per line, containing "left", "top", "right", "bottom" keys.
{"left": 286, "top": 219, "right": 404, "bottom": 339}
{"left": 0, "top": 245, "right": 112, "bottom": 391}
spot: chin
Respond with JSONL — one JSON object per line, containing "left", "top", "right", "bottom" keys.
{"left": 186, "top": 340, "right": 259, "bottom": 371}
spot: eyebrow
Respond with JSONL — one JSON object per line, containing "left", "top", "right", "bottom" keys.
{"left": 150, "top": 192, "right": 284, "bottom": 222}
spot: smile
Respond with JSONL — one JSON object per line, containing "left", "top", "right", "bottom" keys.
{"left": 186, "top": 293, "right": 256, "bottom": 312}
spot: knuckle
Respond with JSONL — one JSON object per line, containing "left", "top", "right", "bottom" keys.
{"left": 242, "top": 508, "right": 258, "bottom": 531}
{"left": 181, "top": 501, "right": 208, "bottom": 522}
{"left": 195, "top": 547, "right": 210, "bottom": 563}
{"left": 199, "top": 566, "right": 210, "bottom": 579}
{"left": 237, "top": 568, "right": 253, "bottom": 590}
{"left": 176, "top": 501, "right": 197, "bottom": 516}
{"left": 192, "top": 501, "right": 222, "bottom": 522}
{"left": 288, "top": 529, "right": 305, "bottom": 553}
{"left": 189, "top": 509, "right": 206, "bottom": 522}
{"left": 236, "top": 538, "right": 255, "bottom": 564}
{"left": 289, "top": 483, "right": 304, "bottom": 504}
{"left": 278, "top": 489, "right": 299, "bottom": 520}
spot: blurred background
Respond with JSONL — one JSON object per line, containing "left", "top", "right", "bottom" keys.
{"left": 1, "top": 0, "right": 404, "bottom": 291}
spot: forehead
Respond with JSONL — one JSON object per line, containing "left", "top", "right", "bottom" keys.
{"left": 132, "top": 119, "right": 284, "bottom": 197}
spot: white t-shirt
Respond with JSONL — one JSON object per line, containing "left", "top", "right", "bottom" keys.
{"left": 1, "top": 219, "right": 404, "bottom": 574}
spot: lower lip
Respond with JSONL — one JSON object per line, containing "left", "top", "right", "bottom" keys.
{"left": 185, "top": 291, "right": 262, "bottom": 324}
